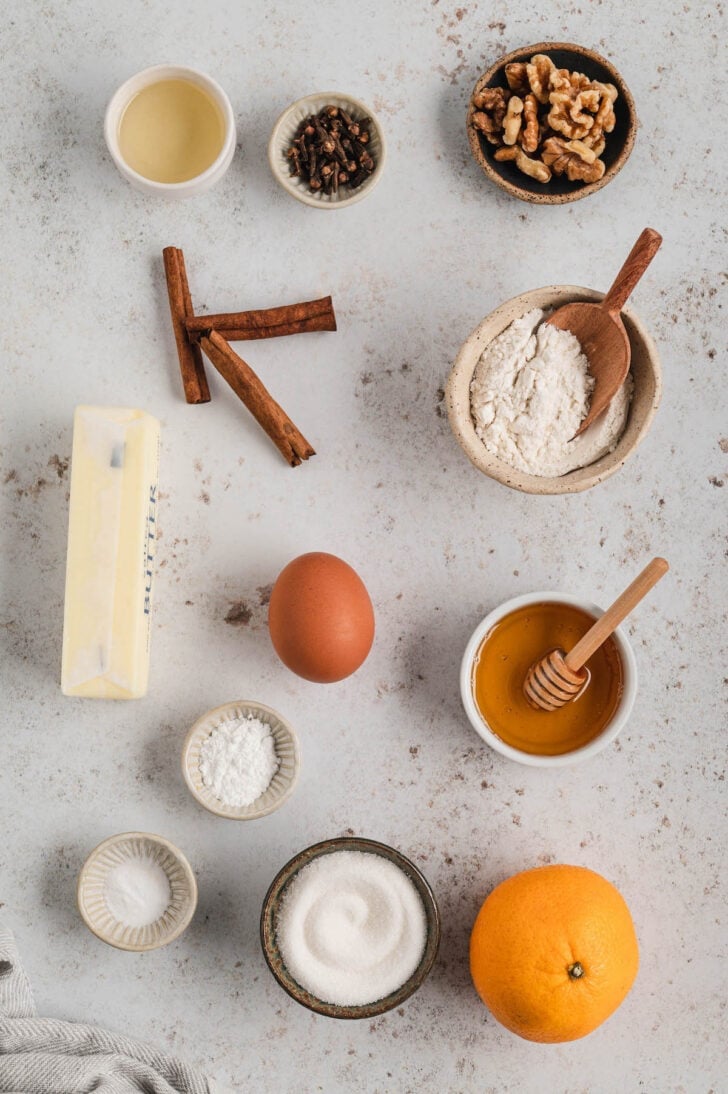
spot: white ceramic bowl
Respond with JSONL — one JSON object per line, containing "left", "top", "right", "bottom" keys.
{"left": 77, "top": 832, "right": 197, "bottom": 951}
{"left": 459, "top": 592, "right": 638, "bottom": 767}
{"left": 446, "top": 285, "right": 662, "bottom": 494}
{"left": 182, "top": 700, "right": 300, "bottom": 820}
{"left": 104, "top": 64, "right": 236, "bottom": 198}
{"left": 268, "top": 92, "right": 386, "bottom": 209}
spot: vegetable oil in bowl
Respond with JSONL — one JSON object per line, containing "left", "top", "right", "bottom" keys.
{"left": 118, "top": 78, "right": 226, "bottom": 183}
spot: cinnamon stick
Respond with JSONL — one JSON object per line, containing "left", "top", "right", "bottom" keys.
{"left": 162, "top": 247, "right": 210, "bottom": 404}
{"left": 185, "top": 296, "right": 336, "bottom": 343}
{"left": 199, "top": 330, "right": 315, "bottom": 467}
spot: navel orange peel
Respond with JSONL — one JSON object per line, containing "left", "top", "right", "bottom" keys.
{"left": 469, "top": 864, "right": 639, "bottom": 1043}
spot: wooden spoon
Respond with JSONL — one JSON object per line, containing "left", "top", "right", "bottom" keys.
{"left": 523, "top": 557, "right": 669, "bottom": 712}
{"left": 547, "top": 228, "right": 662, "bottom": 437}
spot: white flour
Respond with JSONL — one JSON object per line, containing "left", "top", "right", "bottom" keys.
{"left": 470, "top": 308, "right": 632, "bottom": 477}
{"left": 199, "top": 716, "right": 279, "bottom": 807}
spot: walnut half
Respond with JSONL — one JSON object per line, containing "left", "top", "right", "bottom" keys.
{"left": 504, "top": 62, "right": 530, "bottom": 94}
{"left": 471, "top": 86, "right": 510, "bottom": 145}
{"left": 502, "top": 96, "right": 524, "bottom": 145}
{"left": 541, "top": 136, "right": 606, "bottom": 183}
{"left": 495, "top": 145, "right": 552, "bottom": 184}
{"left": 520, "top": 93, "right": 539, "bottom": 153}
{"left": 547, "top": 70, "right": 600, "bottom": 140}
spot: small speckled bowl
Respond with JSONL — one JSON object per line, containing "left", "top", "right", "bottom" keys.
{"left": 446, "top": 285, "right": 661, "bottom": 494}
{"left": 268, "top": 92, "right": 386, "bottom": 209}
{"left": 260, "top": 837, "right": 441, "bottom": 1019}
{"left": 182, "top": 700, "right": 300, "bottom": 820}
{"left": 467, "top": 42, "right": 636, "bottom": 204}
{"left": 77, "top": 832, "right": 197, "bottom": 951}
{"left": 460, "top": 592, "right": 638, "bottom": 768}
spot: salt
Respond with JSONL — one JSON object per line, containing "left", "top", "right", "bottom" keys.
{"left": 104, "top": 857, "right": 171, "bottom": 928}
{"left": 276, "top": 850, "right": 427, "bottom": 1006}
{"left": 199, "top": 716, "right": 279, "bottom": 807}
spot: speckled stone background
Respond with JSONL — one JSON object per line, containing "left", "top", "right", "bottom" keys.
{"left": 1, "top": 1, "right": 726, "bottom": 1091}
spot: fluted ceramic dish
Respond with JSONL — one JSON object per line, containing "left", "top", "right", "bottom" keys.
{"left": 77, "top": 832, "right": 197, "bottom": 951}
{"left": 268, "top": 92, "right": 386, "bottom": 208}
{"left": 467, "top": 42, "right": 636, "bottom": 204}
{"left": 446, "top": 284, "right": 661, "bottom": 495}
{"left": 182, "top": 700, "right": 300, "bottom": 820}
{"left": 260, "top": 836, "right": 441, "bottom": 1019}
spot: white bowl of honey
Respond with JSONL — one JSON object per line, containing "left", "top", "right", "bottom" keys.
{"left": 460, "top": 593, "right": 637, "bottom": 767}
{"left": 104, "top": 65, "right": 236, "bottom": 197}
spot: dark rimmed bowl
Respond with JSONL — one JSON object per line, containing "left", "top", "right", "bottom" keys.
{"left": 260, "top": 836, "right": 441, "bottom": 1019}
{"left": 467, "top": 41, "right": 637, "bottom": 204}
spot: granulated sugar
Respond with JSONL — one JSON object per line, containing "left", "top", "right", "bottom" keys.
{"left": 199, "top": 716, "right": 279, "bottom": 807}
{"left": 276, "top": 850, "right": 427, "bottom": 1006}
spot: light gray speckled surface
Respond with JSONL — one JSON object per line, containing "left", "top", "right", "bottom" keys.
{"left": 1, "top": 1, "right": 726, "bottom": 1091}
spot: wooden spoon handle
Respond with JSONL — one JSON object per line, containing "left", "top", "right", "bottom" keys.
{"left": 601, "top": 228, "right": 663, "bottom": 315}
{"left": 564, "top": 558, "right": 669, "bottom": 672}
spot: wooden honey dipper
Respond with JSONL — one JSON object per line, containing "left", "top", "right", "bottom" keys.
{"left": 523, "top": 558, "right": 669, "bottom": 712}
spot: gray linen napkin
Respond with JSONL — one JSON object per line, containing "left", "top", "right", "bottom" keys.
{"left": 0, "top": 923, "right": 213, "bottom": 1094}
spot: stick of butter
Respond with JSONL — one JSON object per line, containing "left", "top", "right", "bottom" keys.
{"left": 61, "top": 406, "right": 160, "bottom": 699}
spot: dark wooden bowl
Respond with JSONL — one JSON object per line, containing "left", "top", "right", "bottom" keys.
{"left": 467, "top": 41, "right": 637, "bottom": 205}
{"left": 260, "top": 836, "right": 441, "bottom": 1019}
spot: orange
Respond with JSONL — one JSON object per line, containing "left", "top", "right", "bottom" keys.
{"left": 469, "top": 864, "right": 639, "bottom": 1043}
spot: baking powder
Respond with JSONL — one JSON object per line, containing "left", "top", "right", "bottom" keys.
{"left": 199, "top": 716, "right": 279, "bottom": 807}
{"left": 104, "top": 857, "right": 171, "bottom": 928}
{"left": 276, "top": 850, "right": 427, "bottom": 1006}
{"left": 470, "top": 308, "right": 632, "bottom": 477}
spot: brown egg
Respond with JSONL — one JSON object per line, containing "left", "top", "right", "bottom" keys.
{"left": 268, "top": 552, "right": 375, "bottom": 683}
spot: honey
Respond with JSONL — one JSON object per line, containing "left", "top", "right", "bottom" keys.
{"left": 472, "top": 602, "right": 623, "bottom": 756}
{"left": 118, "top": 79, "right": 225, "bottom": 184}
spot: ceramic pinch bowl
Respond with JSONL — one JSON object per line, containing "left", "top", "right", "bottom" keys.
{"left": 268, "top": 92, "right": 386, "bottom": 209}
{"left": 260, "top": 837, "right": 441, "bottom": 1019}
{"left": 446, "top": 285, "right": 662, "bottom": 495}
{"left": 460, "top": 592, "right": 638, "bottom": 768}
{"left": 77, "top": 832, "right": 197, "bottom": 951}
{"left": 467, "top": 41, "right": 636, "bottom": 205}
{"left": 181, "top": 700, "right": 300, "bottom": 820}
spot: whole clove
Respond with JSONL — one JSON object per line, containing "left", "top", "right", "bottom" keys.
{"left": 286, "top": 105, "right": 376, "bottom": 194}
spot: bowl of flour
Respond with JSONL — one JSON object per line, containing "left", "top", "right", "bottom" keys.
{"left": 446, "top": 285, "right": 661, "bottom": 494}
